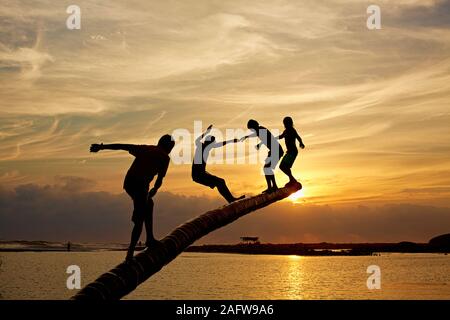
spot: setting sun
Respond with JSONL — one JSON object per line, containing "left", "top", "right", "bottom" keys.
{"left": 288, "top": 189, "right": 305, "bottom": 202}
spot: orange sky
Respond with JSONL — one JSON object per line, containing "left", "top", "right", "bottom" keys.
{"left": 1, "top": 1, "right": 450, "bottom": 242}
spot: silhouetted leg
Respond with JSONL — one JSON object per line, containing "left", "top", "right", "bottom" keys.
{"left": 126, "top": 189, "right": 147, "bottom": 261}
{"left": 280, "top": 162, "right": 296, "bottom": 183}
{"left": 214, "top": 177, "right": 245, "bottom": 203}
{"left": 195, "top": 172, "right": 244, "bottom": 203}
{"left": 267, "top": 151, "right": 282, "bottom": 192}
{"left": 280, "top": 153, "right": 297, "bottom": 185}
{"left": 271, "top": 175, "right": 278, "bottom": 190}
{"left": 127, "top": 222, "right": 143, "bottom": 261}
{"left": 144, "top": 198, "right": 159, "bottom": 247}
{"left": 281, "top": 165, "right": 295, "bottom": 182}
{"left": 263, "top": 174, "right": 272, "bottom": 193}
{"left": 216, "top": 178, "right": 236, "bottom": 203}
{"left": 263, "top": 161, "right": 275, "bottom": 192}
{"left": 262, "top": 152, "right": 276, "bottom": 193}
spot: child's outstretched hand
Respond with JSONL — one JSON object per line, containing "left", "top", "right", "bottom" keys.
{"left": 90, "top": 143, "right": 102, "bottom": 153}
{"left": 206, "top": 124, "right": 213, "bottom": 131}
{"left": 300, "top": 142, "right": 305, "bottom": 149}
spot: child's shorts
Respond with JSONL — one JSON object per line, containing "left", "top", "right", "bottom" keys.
{"left": 280, "top": 151, "right": 298, "bottom": 169}
{"left": 125, "top": 186, "right": 153, "bottom": 223}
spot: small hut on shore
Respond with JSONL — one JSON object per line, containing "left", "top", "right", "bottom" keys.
{"left": 240, "top": 237, "right": 260, "bottom": 244}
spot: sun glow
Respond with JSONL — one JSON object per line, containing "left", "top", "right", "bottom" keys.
{"left": 288, "top": 188, "right": 305, "bottom": 202}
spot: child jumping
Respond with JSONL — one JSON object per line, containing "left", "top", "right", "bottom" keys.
{"left": 192, "top": 124, "right": 245, "bottom": 203}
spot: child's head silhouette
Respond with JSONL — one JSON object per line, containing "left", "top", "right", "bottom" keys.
{"left": 247, "top": 119, "right": 259, "bottom": 130}
{"left": 283, "top": 116, "right": 294, "bottom": 128}
{"left": 157, "top": 134, "right": 175, "bottom": 153}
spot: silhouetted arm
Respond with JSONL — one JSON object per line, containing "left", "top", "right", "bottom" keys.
{"left": 296, "top": 131, "right": 305, "bottom": 149}
{"left": 212, "top": 138, "right": 239, "bottom": 148}
{"left": 148, "top": 161, "right": 169, "bottom": 198}
{"left": 90, "top": 143, "right": 138, "bottom": 153}
{"left": 276, "top": 131, "right": 286, "bottom": 140}
{"left": 195, "top": 124, "right": 213, "bottom": 146}
{"left": 239, "top": 131, "right": 257, "bottom": 142}
{"left": 148, "top": 175, "right": 164, "bottom": 198}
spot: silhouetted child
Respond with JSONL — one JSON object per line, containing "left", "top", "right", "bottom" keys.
{"left": 278, "top": 116, "right": 305, "bottom": 186}
{"left": 90, "top": 135, "right": 175, "bottom": 261}
{"left": 241, "top": 119, "right": 284, "bottom": 193}
{"left": 192, "top": 124, "right": 245, "bottom": 203}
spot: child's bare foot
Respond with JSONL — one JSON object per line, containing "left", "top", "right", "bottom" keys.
{"left": 285, "top": 179, "right": 298, "bottom": 187}
{"left": 145, "top": 239, "right": 160, "bottom": 248}
{"left": 286, "top": 181, "right": 302, "bottom": 190}
{"left": 125, "top": 252, "right": 134, "bottom": 262}
{"left": 227, "top": 195, "right": 245, "bottom": 203}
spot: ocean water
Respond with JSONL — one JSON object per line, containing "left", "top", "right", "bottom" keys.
{"left": 0, "top": 252, "right": 449, "bottom": 300}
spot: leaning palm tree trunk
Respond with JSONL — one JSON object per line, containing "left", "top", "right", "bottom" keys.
{"left": 72, "top": 183, "right": 301, "bottom": 300}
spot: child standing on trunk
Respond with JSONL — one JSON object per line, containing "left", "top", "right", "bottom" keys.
{"left": 278, "top": 117, "right": 305, "bottom": 186}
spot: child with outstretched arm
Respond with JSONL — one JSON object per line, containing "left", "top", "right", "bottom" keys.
{"left": 240, "top": 119, "right": 284, "bottom": 193}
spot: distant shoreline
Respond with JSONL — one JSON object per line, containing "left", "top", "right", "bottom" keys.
{"left": 185, "top": 242, "right": 449, "bottom": 256}
{"left": 1, "top": 239, "right": 448, "bottom": 256}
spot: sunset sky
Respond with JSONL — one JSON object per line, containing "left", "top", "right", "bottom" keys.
{"left": 1, "top": 0, "right": 450, "bottom": 243}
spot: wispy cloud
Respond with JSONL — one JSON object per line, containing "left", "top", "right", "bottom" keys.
{"left": 1, "top": 0, "right": 450, "bottom": 209}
